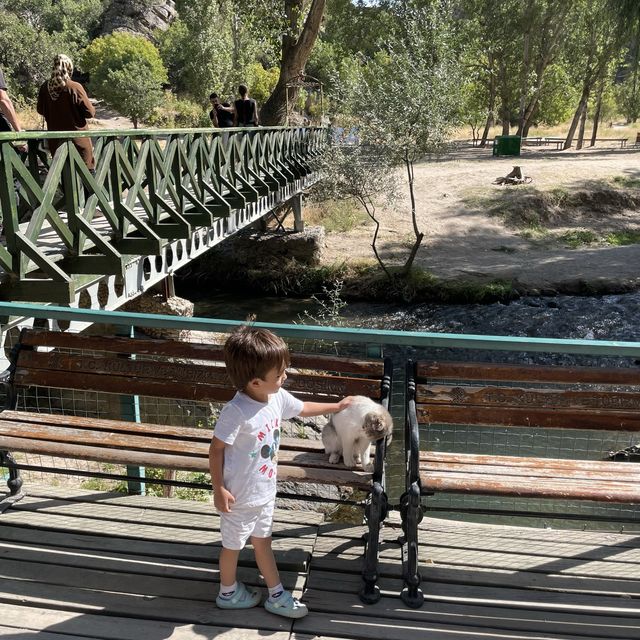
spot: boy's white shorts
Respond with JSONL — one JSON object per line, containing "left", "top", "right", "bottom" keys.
{"left": 220, "top": 501, "right": 275, "bottom": 550}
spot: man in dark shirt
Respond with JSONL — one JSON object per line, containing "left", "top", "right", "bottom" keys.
{"left": 234, "top": 85, "right": 259, "bottom": 127}
{"left": 209, "top": 93, "right": 234, "bottom": 128}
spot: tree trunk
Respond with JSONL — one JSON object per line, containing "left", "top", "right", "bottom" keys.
{"left": 401, "top": 154, "right": 424, "bottom": 276}
{"left": 517, "top": 0, "right": 535, "bottom": 135}
{"left": 590, "top": 79, "right": 605, "bottom": 146}
{"left": 576, "top": 99, "right": 588, "bottom": 150}
{"left": 522, "top": 97, "right": 538, "bottom": 137}
{"left": 260, "top": 0, "right": 326, "bottom": 126}
{"left": 564, "top": 83, "right": 590, "bottom": 149}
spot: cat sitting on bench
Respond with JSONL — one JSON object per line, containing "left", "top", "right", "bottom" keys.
{"left": 322, "top": 396, "right": 393, "bottom": 471}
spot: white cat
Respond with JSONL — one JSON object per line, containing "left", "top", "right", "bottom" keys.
{"left": 322, "top": 396, "right": 393, "bottom": 471}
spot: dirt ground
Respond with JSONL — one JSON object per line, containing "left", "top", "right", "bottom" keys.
{"left": 320, "top": 144, "right": 640, "bottom": 294}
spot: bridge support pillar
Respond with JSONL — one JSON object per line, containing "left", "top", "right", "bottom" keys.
{"left": 292, "top": 193, "right": 305, "bottom": 232}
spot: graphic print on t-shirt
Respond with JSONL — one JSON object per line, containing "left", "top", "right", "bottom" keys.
{"left": 249, "top": 418, "right": 281, "bottom": 479}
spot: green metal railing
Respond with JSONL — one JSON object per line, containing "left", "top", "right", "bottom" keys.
{"left": 0, "top": 127, "right": 327, "bottom": 302}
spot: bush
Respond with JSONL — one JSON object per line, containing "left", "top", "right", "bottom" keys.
{"left": 82, "top": 32, "right": 168, "bottom": 127}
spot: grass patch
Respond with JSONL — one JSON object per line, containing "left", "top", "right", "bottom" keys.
{"left": 605, "top": 230, "right": 640, "bottom": 245}
{"left": 305, "top": 199, "right": 369, "bottom": 233}
{"left": 612, "top": 176, "right": 640, "bottom": 189}
{"left": 557, "top": 229, "right": 599, "bottom": 248}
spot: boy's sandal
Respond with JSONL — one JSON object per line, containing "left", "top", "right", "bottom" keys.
{"left": 264, "top": 591, "right": 308, "bottom": 619}
{"left": 216, "top": 582, "right": 261, "bottom": 609}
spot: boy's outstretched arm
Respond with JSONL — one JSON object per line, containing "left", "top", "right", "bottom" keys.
{"left": 298, "top": 396, "right": 354, "bottom": 418}
{"left": 209, "top": 437, "right": 235, "bottom": 512}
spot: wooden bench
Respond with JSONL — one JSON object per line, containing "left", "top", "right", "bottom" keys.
{"left": 0, "top": 328, "right": 393, "bottom": 604}
{"left": 400, "top": 358, "right": 640, "bottom": 608}
{"left": 592, "top": 137, "right": 628, "bottom": 148}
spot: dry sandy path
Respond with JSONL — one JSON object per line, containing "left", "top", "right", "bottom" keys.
{"left": 321, "top": 144, "right": 640, "bottom": 293}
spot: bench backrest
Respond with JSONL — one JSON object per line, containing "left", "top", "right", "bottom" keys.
{"left": 8, "top": 329, "right": 391, "bottom": 406}
{"left": 413, "top": 360, "right": 640, "bottom": 432}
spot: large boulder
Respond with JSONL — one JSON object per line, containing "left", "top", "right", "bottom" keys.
{"left": 101, "top": 1, "right": 177, "bottom": 40}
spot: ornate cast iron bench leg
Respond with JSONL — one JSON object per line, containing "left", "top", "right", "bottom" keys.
{"left": 0, "top": 450, "right": 25, "bottom": 512}
{"left": 360, "top": 479, "right": 388, "bottom": 604}
{"left": 400, "top": 481, "right": 424, "bottom": 608}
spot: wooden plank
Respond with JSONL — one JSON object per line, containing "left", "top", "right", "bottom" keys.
{"left": 14, "top": 363, "right": 380, "bottom": 402}
{"left": 0, "top": 626, "right": 96, "bottom": 639}
{"left": 291, "top": 609, "right": 617, "bottom": 640}
{"left": 8, "top": 494, "right": 319, "bottom": 538}
{"left": 418, "top": 471, "right": 640, "bottom": 502}
{"left": 417, "top": 361, "right": 640, "bottom": 385}
{"left": 419, "top": 460, "right": 640, "bottom": 483}
{"left": 417, "top": 384, "right": 640, "bottom": 412}
{"left": 0, "top": 576, "right": 295, "bottom": 632}
{"left": 17, "top": 483, "right": 324, "bottom": 524}
{"left": 0, "top": 557, "right": 305, "bottom": 600}
{"left": 20, "top": 329, "right": 384, "bottom": 375}
{"left": 0, "top": 602, "right": 292, "bottom": 639}
{"left": 0, "top": 423, "right": 360, "bottom": 470}
{"left": 419, "top": 451, "right": 640, "bottom": 475}
{"left": 417, "top": 404, "right": 640, "bottom": 431}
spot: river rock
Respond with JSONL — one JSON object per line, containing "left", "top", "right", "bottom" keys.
{"left": 122, "top": 292, "right": 194, "bottom": 340}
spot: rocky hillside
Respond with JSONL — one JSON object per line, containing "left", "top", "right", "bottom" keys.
{"left": 100, "top": 0, "right": 177, "bottom": 40}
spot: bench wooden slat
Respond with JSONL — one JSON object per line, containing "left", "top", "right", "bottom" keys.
{"left": 417, "top": 361, "right": 640, "bottom": 385}
{"left": 19, "top": 329, "right": 384, "bottom": 375}
{"left": 419, "top": 471, "right": 640, "bottom": 502}
{"left": 0, "top": 435, "right": 371, "bottom": 488}
{"left": 419, "top": 451, "right": 640, "bottom": 474}
{"left": 417, "top": 384, "right": 640, "bottom": 411}
{"left": 419, "top": 458, "right": 640, "bottom": 482}
{"left": 0, "top": 410, "right": 327, "bottom": 452}
{"left": 15, "top": 351, "right": 382, "bottom": 400}
{"left": 416, "top": 404, "right": 640, "bottom": 431}
{"left": 0, "top": 422, "right": 355, "bottom": 470}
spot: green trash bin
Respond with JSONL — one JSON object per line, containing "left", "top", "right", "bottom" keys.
{"left": 493, "top": 135, "right": 521, "bottom": 157}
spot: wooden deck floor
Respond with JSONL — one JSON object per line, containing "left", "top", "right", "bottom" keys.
{"left": 0, "top": 485, "right": 639, "bottom": 639}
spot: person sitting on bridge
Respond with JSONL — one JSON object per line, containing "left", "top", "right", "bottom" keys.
{"left": 233, "top": 84, "right": 259, "bottom": 127}
{"left": 209, "top": 92, "right": 234, "bottom": 128}
{"left": 37, "top": 54, "right": 96, "bottom": 171}
{"left": 210, "top": 326, "right": 353, "bottom": 618}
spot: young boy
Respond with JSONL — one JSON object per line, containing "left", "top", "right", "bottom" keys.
{"left": 209, "top": 326, "right": 352, "bottom": 618}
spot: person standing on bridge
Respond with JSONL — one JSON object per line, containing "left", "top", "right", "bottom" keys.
{"left": 0, "top": 68, "right": 26, "bottom": 139}
{"left": 37, "top": 54, "right": 96, "bottom": 171}
{"left": 233, "top": 85, "right": 259, "bottom": 127}
{"left": 209, "top": 93, "right": 234, "bottom": 128}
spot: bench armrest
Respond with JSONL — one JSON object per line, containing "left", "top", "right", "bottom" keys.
{"left": 405, "top": 359, "right": 420, "bottom": 490}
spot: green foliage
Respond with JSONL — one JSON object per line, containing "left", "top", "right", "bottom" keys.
{"left": 148, "top": 92, "right": 210, "bottom": 128}
{"left": 615, "top": 75, "right": 640, "bottom": 123}
{"left": 243, "top": 63, "right": 279, "bottom": 105}
{"left": 82, "top": 32, "right": 168, "bottom": 127}
{"left": 558, "top": 229, "right": 599, "bottom": 248}
{"left": 605, "top": 229, "right": 640, "bottom": 245}
{"left": 306, "top": 198, "right": 370, "bottom": 233}
{"left": 535, "top": 65, "right": 580, "bottom": 127}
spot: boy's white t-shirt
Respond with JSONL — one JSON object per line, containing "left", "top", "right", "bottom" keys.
{"left": 213, "top": 388, "right": 304, "bottom": 508}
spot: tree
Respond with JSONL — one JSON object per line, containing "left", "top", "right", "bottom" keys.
{"left": 260, "top": 0, "right": 326, "bottom": 125}
{"left": 330, "top": 0, "right": 460, "bottom": 278}
{"left": 82, "top": 32, "right": 168, "bottom": 128}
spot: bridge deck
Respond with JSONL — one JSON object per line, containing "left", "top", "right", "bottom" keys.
{"left": 0, "top": 484, "right": 638, "bottom": 639}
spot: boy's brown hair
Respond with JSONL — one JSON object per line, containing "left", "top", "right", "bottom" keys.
{"left": 224, "top": 326, "right": 290, "bottom": 390}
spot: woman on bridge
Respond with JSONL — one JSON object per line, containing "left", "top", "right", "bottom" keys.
{"left": 37, "top": 54, "right": 96, "bottom": 171}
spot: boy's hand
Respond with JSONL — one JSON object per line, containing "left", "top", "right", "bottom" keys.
{"left": 336, "top": 396, "right": 355, "bottom": 412}
{"left": 214, "top": 487, "right": 236, "bottom": 513}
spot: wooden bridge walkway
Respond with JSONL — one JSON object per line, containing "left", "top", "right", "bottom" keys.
{"left": 0, "top": 485, "right": 638, "bottom": 639}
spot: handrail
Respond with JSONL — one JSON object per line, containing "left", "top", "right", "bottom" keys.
{"left": 0, "top": 126, "right": 326, "bottom": 141}
{"left": 1, "top": 301, "right": 640, "bottom": 356}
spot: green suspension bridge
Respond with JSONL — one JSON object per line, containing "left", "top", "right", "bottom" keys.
{"left": 0, "top": 126, "right": 326, "bottom": 308}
